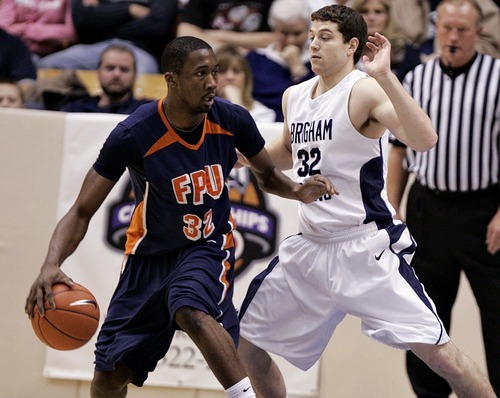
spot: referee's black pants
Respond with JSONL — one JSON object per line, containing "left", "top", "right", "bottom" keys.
{"left": 405, "top": 182, "right": 500, "bottom": 398}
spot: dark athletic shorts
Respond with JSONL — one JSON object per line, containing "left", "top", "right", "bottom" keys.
{"left": 94, "top": 232, "right": 238, "bottom": 386}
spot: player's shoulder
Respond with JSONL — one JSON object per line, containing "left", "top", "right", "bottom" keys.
{"left": 350, "top": 71, "right": 380, "bottom": 96}
{"left": 119, "top": 100, "right": 160, "bottom": 128}
{"left": 211, "top": 97, "right": 254, "bottom": 120}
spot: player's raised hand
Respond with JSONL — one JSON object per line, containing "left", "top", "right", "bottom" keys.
{"left": 294, "top": 175, "right": 339, "bottom": 204}
{"left": 362, "top": 32, "right": 392, "bottom": 78}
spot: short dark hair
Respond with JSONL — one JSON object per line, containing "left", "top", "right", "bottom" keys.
{"left": 98, "top": 44, "right": 137, "bottom": 71}
{"left": 311, "top": 5, "right": 367, "bottom": 64}
{"left": 161, "top": 36, "right": 214, "bottom": 74}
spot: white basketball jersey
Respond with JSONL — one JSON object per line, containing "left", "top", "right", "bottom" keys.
{"left": 286, "top": 70, "right": 395, "bottom": 235}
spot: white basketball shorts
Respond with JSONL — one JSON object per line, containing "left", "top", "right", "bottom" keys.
{"left": 239, "top": 221, "right": 450, "bottom": 371}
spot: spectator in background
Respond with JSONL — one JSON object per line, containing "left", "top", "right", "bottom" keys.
{"left": 387, "top": 0, "right": 499, "bottom": 395}
{"left": 38, "top": 0, "right": 178, "bottom": 74}
{"left": 351, "top": 0, "right": 406, "bottom": 80}
{"left": 0, "top": 27, "right": 38, "bottom": 104}
{"left": 246, "top": 0, "right": 315, "bottom": 122}
{"left": 215, "top": 45, "right": 276, "bottom": 123}
{"left": 0, "top": 0, "right": 76, "bottom": 62}
{"left": 176, "top": 0, "right": 277, "bottom": 52}
{"left": 60, "top": 44, "right": 151, "bottom": 113}
{"left": 0, "top": 78, "right": 25, "bottom": 108}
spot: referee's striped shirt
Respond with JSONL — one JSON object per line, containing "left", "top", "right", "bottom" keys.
{"left": 400, "top": 52, "right": 499, "bottom": 193}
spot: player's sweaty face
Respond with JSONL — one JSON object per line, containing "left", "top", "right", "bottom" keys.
{"left": 177, "top": 49, "right": 218, "bottom": 113}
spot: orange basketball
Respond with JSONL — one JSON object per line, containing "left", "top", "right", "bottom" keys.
{"left": 31, "top": 283, "right": 100, "bottom": 350}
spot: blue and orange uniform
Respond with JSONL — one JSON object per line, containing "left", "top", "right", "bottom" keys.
{"left": 93, "top": 97, "right": 265, "bottom": 386}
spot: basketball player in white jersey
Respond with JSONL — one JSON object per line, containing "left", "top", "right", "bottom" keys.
{"left": 237, "top": 5, "right": 496, "bottom": 398}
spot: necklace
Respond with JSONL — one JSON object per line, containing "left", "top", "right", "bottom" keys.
{"left": 163, "top": 101, "right": 204, "bottom": 133}
{"left": 167, "top": 115, "right": 204, "bottom": 133}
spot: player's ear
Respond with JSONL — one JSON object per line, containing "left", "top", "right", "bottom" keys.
{"left": 165, "top": 72, "right": 176, "bottom": 87}
{"left": 348, "top": 37, "right": 359, "bottom": 56}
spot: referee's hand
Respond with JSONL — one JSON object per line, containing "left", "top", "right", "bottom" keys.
{"left": 486, "top": 210, "right": 500, "bottom": 255}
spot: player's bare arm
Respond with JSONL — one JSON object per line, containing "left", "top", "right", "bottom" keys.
{"left": 360, "top": 33, "right": 437, "bottom": 152}
{"left": 25, "top": 168, "right": 116, "bottom": 318}
{"left": 247, "top": 148, "right": 338, "bottom": 204}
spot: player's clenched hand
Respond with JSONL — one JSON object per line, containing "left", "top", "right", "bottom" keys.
{"left": 486, "top": 210, "right": 500, "bottom": 255}
{"left": 294, "top": 175, "right": 339, "bottom": 204}
{"left": 25, "top": 264, "right": 74, "bottom": 319}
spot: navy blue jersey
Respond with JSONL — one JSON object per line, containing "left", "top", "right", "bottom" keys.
{"left": 94, "top": 97, "right": 265, "bottom": 255}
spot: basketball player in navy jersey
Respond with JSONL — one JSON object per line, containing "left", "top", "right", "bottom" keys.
{"left": 24, "top": 36, "right": 335, "bottom": 398}
{"left": 236, "top": 5, "right": 496, "bottom": 398}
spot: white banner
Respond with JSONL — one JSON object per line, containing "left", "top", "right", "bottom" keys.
{"left": 42, "top": 113, "right": 319, "bottom": 395}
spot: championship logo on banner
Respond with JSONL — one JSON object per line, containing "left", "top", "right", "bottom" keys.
{"left": 42, "top": 114, "right": 319, "bottom": 396}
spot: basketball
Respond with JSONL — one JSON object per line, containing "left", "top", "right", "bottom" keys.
{"left": 31, "top": 283, "right": 100, "bottom": 350}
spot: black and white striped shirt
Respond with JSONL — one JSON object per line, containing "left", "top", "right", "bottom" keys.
{"left": 401, "top": 53, "right": 499, "bottom": 193}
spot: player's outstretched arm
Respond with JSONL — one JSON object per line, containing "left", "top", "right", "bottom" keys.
{"left": 362, "top": 33, "right": 437, "bottom": 152}
{"left": 247, "top": 148, "right": 338, "bottom": 203}
{"left": 25, "top": 168, "right": 116, "bottom": 319}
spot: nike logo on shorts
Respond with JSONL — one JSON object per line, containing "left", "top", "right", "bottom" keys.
{"left": 375, "top": 250, "right": 385, "bottom": 261}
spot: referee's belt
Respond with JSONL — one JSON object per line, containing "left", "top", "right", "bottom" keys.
{"left": 417, "top": 182, "right": 499, "bottom": 200}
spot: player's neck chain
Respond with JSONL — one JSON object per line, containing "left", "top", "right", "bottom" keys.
{"left": 169, "top": 118, "right": 204, "bottom": 133}
{"left": 166, "top": 112, "right": 205, "bottom": 145}
{"left": 166, "top": 114, "right": 204, "bottom": 133}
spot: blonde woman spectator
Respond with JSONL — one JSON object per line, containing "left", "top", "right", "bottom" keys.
{"left": 0, "top": 78, "right": 25, "bottom": 108}
{"left": 216, "top": 45, "right": 276, "bottom": 123}
{"left": 0, "top": 0, "right": 75, "bottom": 62}
{"left": 351, "top": 0, "right": 406, "bottom": 80}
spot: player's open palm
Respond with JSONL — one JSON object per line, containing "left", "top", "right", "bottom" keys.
{"left": 363, "top": 32, "right": 392, "bottom": 78}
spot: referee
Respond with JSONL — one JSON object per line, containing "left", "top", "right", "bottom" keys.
{"left": 387, "top": 0, "right": 499, "bottom": 397}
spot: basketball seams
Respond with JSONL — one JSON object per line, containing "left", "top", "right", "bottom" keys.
{"left": 46, "top": 308, "right": 100, "bottom": 322}
{"left": 31, "top": 283, "right": 100, "bottom": 350}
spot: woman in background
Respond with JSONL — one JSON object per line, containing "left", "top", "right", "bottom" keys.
{"left": 351, "top": 0, "right": 406, "bottom": 80}
{"left": 216, "top": 45, "right": 276, "bottom": 123}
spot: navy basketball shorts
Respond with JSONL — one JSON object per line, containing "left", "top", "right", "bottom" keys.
{"left": 94, "top": 232, "right": 238, "bottom": 386}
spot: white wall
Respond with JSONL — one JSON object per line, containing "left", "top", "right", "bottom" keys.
{"left": 0, "top": 108, "right": 487, "bottom": 398}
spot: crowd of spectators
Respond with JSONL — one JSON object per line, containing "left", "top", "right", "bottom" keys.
{"left": 0, "top": 0, "right": 498, "bottom": 117}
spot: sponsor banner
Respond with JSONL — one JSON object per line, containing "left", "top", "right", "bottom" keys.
{"left": 43, "top": 113, "right": 319, "bottom": 395}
